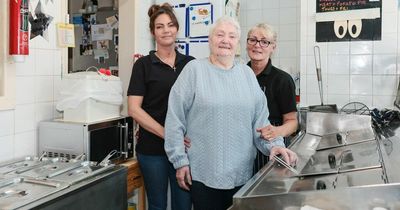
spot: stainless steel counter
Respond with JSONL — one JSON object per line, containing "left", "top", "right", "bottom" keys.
{"left": 0, "top": 157, "right": 127, "bottom": 210}
{"left": 25, "top": 166, "right": 127, "bottom": 210}
{"left": 230, "top": 112, "right": 400, "bottom": 210}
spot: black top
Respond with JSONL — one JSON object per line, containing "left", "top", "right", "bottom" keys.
{"left": 128, "top": 50, "right": 194, "bottom": 155}
{"left": 247, "top": 59, "right": 297, "bottom": 126}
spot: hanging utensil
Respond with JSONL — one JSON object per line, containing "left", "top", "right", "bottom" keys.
{"left": 308, "top": 46, "right": 338, "bottom": 113}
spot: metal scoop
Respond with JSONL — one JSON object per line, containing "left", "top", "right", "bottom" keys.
{"left": 0, "top": 190, "right": 27, "bottom": 198}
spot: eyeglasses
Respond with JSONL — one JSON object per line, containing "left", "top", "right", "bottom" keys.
{"left": 247, "top": 38, "right": 272, "bottom": 47}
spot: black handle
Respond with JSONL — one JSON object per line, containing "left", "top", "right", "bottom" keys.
{"left": 120, "top": 123, "right": 128, "bottom": 159}
{"left": 336, "top": 133, "right": 343, "bottom": 144}
{"left": 328, "top": 153, "right": 336, "bottom": 169}
{"left": 316, "top": 180, "right": 327, "bottom": 190}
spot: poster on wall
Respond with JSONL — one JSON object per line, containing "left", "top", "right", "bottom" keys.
{"left": 175, "top": 41, "right": 188, "bottom": 55}
{"left": 225, "top": 0, "right": 240, "bottom": 21}
{"left": 172, "top": 4, "right": 188, "bottom": 39}
{"left": 315, "top": 0, "right": 381, "bottom": 42}
{"left": 188, "top": 3, "right": 213, "bottom": 38}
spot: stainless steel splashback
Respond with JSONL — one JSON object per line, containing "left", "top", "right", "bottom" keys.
{"left": 230, "top": 112, "right": 400, "bottom": 210}
{"left": 306, "top": 112, "right": 372, "bottom": 136}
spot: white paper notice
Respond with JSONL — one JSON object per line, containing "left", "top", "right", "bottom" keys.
{"left": 91, "top": 24, "right": 113, "bottom": 41}
{"left": 106, "top": 15, "right": 119, "bottom": 29}
{"left": 56, "top": 23, "right": 75, "bottom": 47}
{"left": 189, "top": 3, "right": 213, "bottom": 38}
{"left": 174, "top": 6, "right": 187, "bottom": 39}
{"left": 93, "top": 49, "right": 109, "bottom": 59}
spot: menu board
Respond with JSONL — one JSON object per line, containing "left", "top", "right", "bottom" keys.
{"left": 315, "top": 0, "right": 381, "bottom": 42}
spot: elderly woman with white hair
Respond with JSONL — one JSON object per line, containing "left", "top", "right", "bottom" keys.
{"left": 164, "top": 16, "right": 297, "bottom": 210}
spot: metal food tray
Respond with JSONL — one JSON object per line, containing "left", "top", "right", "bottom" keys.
{"left": 316, "top": 127, "right": 375, "bottom": 150}
{"left": 17, "top": 159, "right": 84, "bottom": 179}
{"left": 50, "top": 161, "right": 115, "bottom": 185}
{"left": 0, "top": 154, "right": 121, "bottom": 209}
{"left": 0, "top": 177, "right": 69, "bottom": 210}
{"left": 300, "top": 140, "right": 381, "bottom": 177}
{"left": 0, "top": 157, "right": 48, "bottom": 176}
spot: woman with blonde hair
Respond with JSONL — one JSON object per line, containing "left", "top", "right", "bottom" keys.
{"left": 246, "top": 23, "right": 298, "bottom": 173}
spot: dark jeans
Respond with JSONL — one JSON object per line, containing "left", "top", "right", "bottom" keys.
{"left": 137, "top": 153, "right": 192, "bottom": 210}
{"left": 191, "top": 180, "right": 242, "bottom": 210}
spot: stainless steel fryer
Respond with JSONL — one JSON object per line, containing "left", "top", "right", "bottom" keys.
{"left": 230, "top": 112, "right": 400, "bottom": 210}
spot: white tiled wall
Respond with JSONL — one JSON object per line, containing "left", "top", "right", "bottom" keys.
{"left": 0, "top": 0, "right": 64, "bottom": 162}
{"left": 238, "top": 0, "right": 300, "bottom": 76}
{"left": 300, "top": 0, "right": 399, "bottom": 109}
{"left": 135, "top": 0, "right": 301, "bottom": 74}
{"left": 3, "top": 0, "right": 399, "bottom": 163}
{"left": 134, "top": 0, "right": 155, "bottom": 55}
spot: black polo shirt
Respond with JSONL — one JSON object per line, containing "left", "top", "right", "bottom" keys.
{"left": 128, "top": 50, "right": 194, "bottom": 155}
{"left": 247, "top": 59, "right": 297, "bottom": 126}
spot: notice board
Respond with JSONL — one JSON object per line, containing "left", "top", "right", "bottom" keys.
{"left": 315, "top": 0, "right": 382, "bottom": 42}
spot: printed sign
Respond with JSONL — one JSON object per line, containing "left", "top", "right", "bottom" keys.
{"left": 315, "top": 0, "right": 382, "bottom": 42}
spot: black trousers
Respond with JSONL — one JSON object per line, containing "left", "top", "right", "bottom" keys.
{"left": 253, "top": 136, "right": 291, "bottom": 175}
{"left": 191, "top": 181, "right": 242, "bottom": 210}
{"left": 253, "top": 150, "right": 270, "bottom": 174}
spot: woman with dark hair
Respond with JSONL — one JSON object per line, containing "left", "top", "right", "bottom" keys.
{"left": 127, "top": 3, "right": 194, "bottom": 210}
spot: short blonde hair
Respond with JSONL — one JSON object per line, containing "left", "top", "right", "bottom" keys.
{"left": 247, "top": 23, "right": 277, "bottom": 42}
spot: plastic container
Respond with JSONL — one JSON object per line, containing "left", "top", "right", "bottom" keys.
{"left": 56, "top": 71, "right": 123, "bottom": 122}
{"left": 127, "top": 202, "right": 137, "bottom": 210}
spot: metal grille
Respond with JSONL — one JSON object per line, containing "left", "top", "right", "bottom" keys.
{"left": 45, "top": 151, "right": 76, "bottom": 159}
{"left": 253, "top": 151, "right": 269, "bottom": 174}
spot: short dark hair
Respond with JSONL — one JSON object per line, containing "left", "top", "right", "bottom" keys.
{"left": 148, "top": 3, "right": 179, "bottom": 35}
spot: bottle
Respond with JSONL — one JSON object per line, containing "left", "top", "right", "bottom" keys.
{"left": 113, "top": 0, "right": 119, "bottom": 10}
{"left": 92, "top": 0, "right": 98, "bottom": 12}
{"left": 86, "top": 0, "right": 93, "bottom": 13}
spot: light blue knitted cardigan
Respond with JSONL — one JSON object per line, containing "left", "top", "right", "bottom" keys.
{"left": 165, "top": 58, "right": 285, "bottom": 189}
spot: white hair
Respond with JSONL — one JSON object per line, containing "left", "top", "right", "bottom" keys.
{"left": 208, "top": 16, "right": 241, "bottom": 39}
